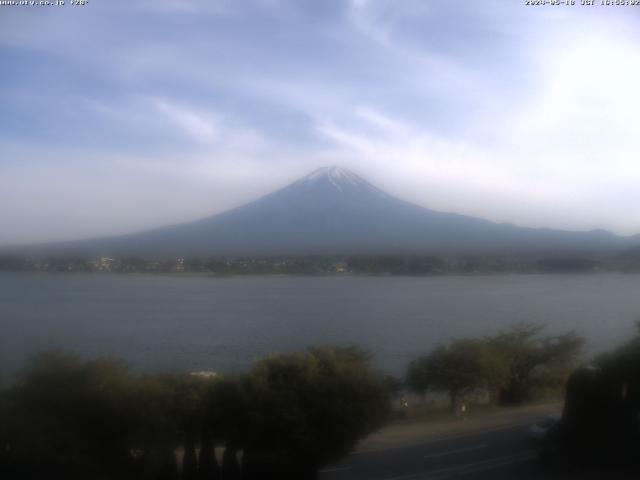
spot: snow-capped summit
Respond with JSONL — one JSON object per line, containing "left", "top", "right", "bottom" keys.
{"left": 289, "top": 166, "right": 383, "bottom": 195}
{"left": 302, "top": 166, "right": 363, "bottom": 190}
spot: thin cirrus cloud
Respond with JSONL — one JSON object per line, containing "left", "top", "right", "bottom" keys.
{"left": 0, "top": 0, "right": 639, "bottom": 245}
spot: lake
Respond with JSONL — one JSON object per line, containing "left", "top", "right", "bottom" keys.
{"left": 1, "top": 272, "right": 639, "bottom": 379}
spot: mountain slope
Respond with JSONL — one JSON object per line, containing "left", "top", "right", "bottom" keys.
{"left": 14, "top": 166, "right": 640, "bottom": 257}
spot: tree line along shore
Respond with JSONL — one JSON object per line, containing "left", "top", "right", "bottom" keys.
{"left": 2, "top": 322, "right": 639, "bottom": 479}
{"left": 2, "top": 253, "right": 640, "bottom": 275}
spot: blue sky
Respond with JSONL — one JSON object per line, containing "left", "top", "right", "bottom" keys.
{"left": 2, "top": 0, "right": 640, "bottom": 244}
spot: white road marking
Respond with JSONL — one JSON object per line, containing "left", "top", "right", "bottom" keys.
{"left": 423, "top": 443, "right": 488, "bottom": 460}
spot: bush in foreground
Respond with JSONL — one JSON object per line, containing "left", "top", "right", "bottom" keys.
{"left": 0, "top": 347, "right": 390, "bottom": 480}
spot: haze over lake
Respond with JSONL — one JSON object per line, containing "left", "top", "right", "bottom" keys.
{"left": 2, "top": 272, "right": 639, "bottom": 379}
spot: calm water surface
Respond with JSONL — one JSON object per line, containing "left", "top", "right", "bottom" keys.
{"left": 1, "top": 272, "right": 639, "bottom": 377}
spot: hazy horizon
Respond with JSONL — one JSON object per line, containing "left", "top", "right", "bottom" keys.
{"left": 3, "top": 1, "right": 640, "bottom": 245}
{"left": 4, "top": 164, "right": 640, "bottom": 249}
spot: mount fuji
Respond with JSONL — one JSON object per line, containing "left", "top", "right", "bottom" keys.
{"left": 15, "top": 166, "right": 639, "bottom": 257}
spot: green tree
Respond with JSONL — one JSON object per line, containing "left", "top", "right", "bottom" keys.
{"left": 407, "top": 339, "right": 507, "bottom": 413}
{"left": 202, "top": 376, "right": 250, "bottom": 449}
{"left": 241, "top": 346, "right": 390, "bottom": 479}
{"left": 165, "top": 374, "right": 211, "bottom": 479}
{"left": 488, "top": 323, "right": 584, "bottom": 404}
{"left": 3, "top": 352, "right": 139, "bottom": 479}
{"left": 221, "top": 446, "right": 241, "bottom": 480}
{"left": 197, "top": 429, "right": 220, "bottom": 480}
{"left": 1, "top": 346, "right": 392, "bottom": 480}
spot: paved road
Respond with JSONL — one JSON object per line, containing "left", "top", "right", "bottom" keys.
{"left": 320, "top": 423, "right": 542, "bottom": 479}
{"left": 318, "top": 404, "right": 631, "bottom": 480}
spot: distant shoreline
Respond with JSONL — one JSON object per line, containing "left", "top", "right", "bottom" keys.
{"left": 3, "top": 270, "right": 640, "bottom": 279}
{"left": 5, "top": 251, "right": 638, "bottom": 276}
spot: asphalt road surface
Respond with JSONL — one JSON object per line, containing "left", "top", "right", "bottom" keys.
{"left": 318, "top": 404, "right": 637, "bottom": 480}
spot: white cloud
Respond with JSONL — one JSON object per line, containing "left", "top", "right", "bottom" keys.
{"left": 3, "top": 1, "right": 640, "bottom": 243}
{"left": 151, "top": 99, "right": 219, "bottom": 144}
